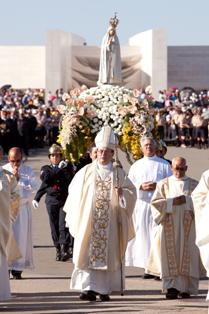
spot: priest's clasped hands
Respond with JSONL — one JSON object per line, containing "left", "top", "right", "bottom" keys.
{"left": 173, "top": 195, "right": 186, "bottom": 206}
{"left": 140, "top": 181, "right": 157, "bottom": 191}
{"left": 12, "top": 165, "right": 20, "bottom": 181}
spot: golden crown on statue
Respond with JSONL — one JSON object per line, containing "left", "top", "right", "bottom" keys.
{"left": 109, "top": 13, "right": 119, "bottom": 29}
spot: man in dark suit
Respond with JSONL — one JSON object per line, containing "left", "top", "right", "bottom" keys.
{"left": 32, "top": 144, "right": 75, "bottom": 261}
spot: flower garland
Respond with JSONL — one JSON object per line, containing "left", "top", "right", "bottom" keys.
{"left": 58, "top": 85, "right": 154, "bottom": 163}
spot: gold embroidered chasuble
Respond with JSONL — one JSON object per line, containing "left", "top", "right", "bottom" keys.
{"left": 63, "top": 161, "right": 136, "bottom": 272}
{"left": 147, "top": 176, "right": 201, "bottom": 279}
{"left": 89, "top": 174, "right": 112, "bottom": 269}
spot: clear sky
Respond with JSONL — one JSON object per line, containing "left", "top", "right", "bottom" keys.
{"left": 0, "top": 0, "right": 208, "bottom": 46}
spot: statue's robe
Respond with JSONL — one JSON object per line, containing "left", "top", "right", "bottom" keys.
{"left": 63, "top": 161, "right": 136, "bottom": 294}
{"left": 98, "top": 30, "right": 122, "bottom": 85}
{"left": 147, "top": 175, "right": 202, "bottom": 294}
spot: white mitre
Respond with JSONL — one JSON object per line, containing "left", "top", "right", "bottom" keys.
{"left": 95, "top": 126, "right": 116, "bottom": 150}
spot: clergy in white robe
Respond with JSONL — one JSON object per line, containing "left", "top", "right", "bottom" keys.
{"left": 192, "top": 169, "right": 209, "bottom": 300}
{"left": 0, "top": 160, "right": 19, "bottom": 300}
{"left": 125, "top": 137, "right": 172, "bottom": 272}
{"left": 97, "top": 15, "right": 122, "bottom": 86}
{"left": 148, "top": 157, "right": 202, "bottom": 299}
{"left": 3, "top": 147, "right": 38, "bottom": 279}
{"left": 63, "top": 126, "right": 136, "bottom": 301}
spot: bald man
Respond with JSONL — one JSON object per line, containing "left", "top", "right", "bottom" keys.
{"left": 147, "top": 157, "right": 202, "bottom": 299}
{"left": 3, "top": 147, "right": 38, "bottom": 279}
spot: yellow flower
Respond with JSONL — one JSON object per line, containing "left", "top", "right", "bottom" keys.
{"left": 120, "top": 123, "right": 142, "bottom": 160}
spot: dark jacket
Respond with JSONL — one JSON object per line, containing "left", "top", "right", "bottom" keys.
{"left": 34, "top": 162, "right": 75, "bottom": 206}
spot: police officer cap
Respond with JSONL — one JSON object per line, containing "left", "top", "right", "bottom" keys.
{"left": 48, "top": 144, "right": 62, "bottom": 156}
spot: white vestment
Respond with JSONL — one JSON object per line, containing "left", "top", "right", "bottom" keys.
{"left": 147, "top": 175, "right": 201, "bottom": 294}
{"left": 0, "top": 166, "right": 18, "bottom": 300}
{"left": 3, "top": 162, "right": 38, "bottom": 271}
{"left": 64, "top": 161, "right": 136, "bottom": 294}
{"left": 125, "top": 156, "right": 172, "bottom": 269}
{"left": 192, "top": 170, "right": 209, "bottom": 299}
{"left": 98, "top": 30, "right": 122, "bottom": 85}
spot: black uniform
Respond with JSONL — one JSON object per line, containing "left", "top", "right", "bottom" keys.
{"left": 34, "top": 162, "right": 75, "bottom": 260}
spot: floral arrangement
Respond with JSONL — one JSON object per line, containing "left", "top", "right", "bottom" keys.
{"left": 58, "top": 85, "right": 154, "bottom": 163}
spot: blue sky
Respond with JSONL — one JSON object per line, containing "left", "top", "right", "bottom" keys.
{"left": 0, "top": 0, "right": 208, "bottom": 46}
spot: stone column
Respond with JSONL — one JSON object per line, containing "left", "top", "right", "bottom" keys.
{"left": 45, "top": 30, "right": 85, "bottom": 94}
{"left": 129, "top": 29, "right": 167, "bottom": 99}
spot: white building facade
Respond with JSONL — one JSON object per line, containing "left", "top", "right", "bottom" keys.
{"left": 0, "top": 29, "right": 208, "bottom": 98}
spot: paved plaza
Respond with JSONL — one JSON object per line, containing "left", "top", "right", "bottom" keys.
{"left": 0, "top": 146, "right": 209, "bottom": 314}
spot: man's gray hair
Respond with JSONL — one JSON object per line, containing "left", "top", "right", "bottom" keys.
{"left": 140, "top": 136, "right": 157, "bottom": 148}
{"left": 172, "top": 156, "right": 187, "bottom": 166}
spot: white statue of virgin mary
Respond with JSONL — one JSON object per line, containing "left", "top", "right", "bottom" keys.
{"left": 97, "top": 14, "right": 122, "bottom": 86}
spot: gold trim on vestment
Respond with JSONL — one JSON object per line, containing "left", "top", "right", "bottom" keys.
{"left": 164, "top": 177, "right": 193, "bottom": 277}
{"left": 164, "top": 214, "right": 178, "bottom": 276}
{"left": 181, "top": 211, "right": 193, "bottom": 275}
{"left": 89, "top": 174, "right": 111, "bottom": 269}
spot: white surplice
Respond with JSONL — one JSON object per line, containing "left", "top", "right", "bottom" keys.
{"left": 125, "top": 156, "right": 172, "bottom": 269}
{"left": 64, "top": 161, "right": 136, "bottom": 294}
{"left": 148, "top": 175, "right": 201, "bottom": 294}
{"left": 192, "top": 170, "right": 209, "bottom": 299}
{"left": 3, "top": 162, "right": 38, "bottom": 271}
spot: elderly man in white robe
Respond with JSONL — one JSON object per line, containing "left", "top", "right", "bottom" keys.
{"left": 147, "top": 157, "right": 202, "bottom": 299}
{"left": 192, "top": 169, "right": 209, "bottom": 301}
{"left": 0, "top": 146, "right": 20, "bottom": 301}
{"left": 3, "top": 147, "right": 38, "bottom": 279}
{"left": 63, "top": 126, "right": 136, "bottom": 301}
{"left": 125, "top": 136, "right": 172, "bottom": 278}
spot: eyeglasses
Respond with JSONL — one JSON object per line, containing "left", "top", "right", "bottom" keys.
{"left": 174, "top": 166, "right": 186, "bottom": 171}
{"left": 10, "top": 159, "right": 21, "bottom": 163}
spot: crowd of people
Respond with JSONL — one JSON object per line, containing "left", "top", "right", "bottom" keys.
{"left": 0, "top": 87, "right": 62, "bottom": 156}
{"left": 139, "top": 87, "right": 209, "bottom": 149}
{"left": 1, "top": 85, "right": 209, "bottom": 157}
{"left": 155, "top": 102, "right": 209, "bottom": 149}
